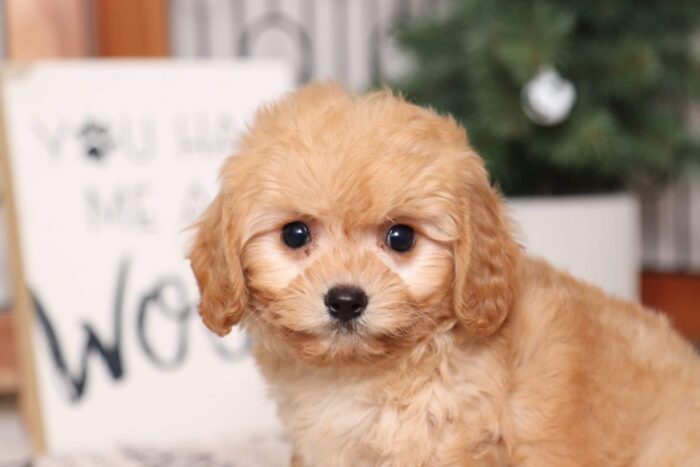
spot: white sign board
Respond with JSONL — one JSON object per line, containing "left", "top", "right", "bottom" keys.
{"left": 1, "top": 61, "right": 291, "bottom": 453}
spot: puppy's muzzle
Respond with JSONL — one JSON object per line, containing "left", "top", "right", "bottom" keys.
{"left": 324, "top": 285, "right": 368, "bottom": 322}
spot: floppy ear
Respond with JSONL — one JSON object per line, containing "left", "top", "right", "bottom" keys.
{"left": 189, "top": 194, "right": 247, "bottom": 336}
{"left": 453, "top": 163, "right": 520, "bottom": 337}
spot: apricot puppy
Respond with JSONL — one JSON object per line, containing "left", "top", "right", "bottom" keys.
{"left": 190, "top": 83, "right": 700, "bottom": 466}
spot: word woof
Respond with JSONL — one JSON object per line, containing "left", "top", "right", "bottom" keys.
{"left": 32, "top": 258, "right": 250, "bottom": 403}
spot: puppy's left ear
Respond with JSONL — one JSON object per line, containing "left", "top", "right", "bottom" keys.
{"left": 189, "top": 194, "right": 247, "bottom": 336}
{"left": 453, "top": 159, "right": 520, "bottom": 337}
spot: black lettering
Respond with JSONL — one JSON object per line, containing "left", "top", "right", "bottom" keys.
{"left": 136, "top": 276, "right": 191, "bottom": 369}
{"left": 32, "top": 259, "right": 128, "bottom": 402}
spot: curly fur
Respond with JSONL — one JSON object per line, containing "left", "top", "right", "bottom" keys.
{"left": 190, "top": 83, "right": 700, "bottom": 466}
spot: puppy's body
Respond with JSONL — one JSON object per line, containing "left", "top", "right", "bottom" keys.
{"left": 255, "top": 258, "right": 700, "bottom": 466}
{"left": 190, "top": 83, "right": 700, "bottom": 466}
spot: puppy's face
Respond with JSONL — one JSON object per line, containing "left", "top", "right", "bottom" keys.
{"left": 190, "top": 84, "right": 519, "bottom": 366}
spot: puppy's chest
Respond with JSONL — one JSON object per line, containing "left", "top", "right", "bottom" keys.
{"left": 270, "top": 369, "right": 498, "bottom": 467}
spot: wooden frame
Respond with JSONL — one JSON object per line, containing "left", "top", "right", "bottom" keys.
{"left": 0, "top": 81, "right": 46, "bottom": 451}
{"left": 3, "top": 0, "right": 93, "bottom": 453}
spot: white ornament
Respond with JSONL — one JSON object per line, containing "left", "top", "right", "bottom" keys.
{"left": 521, "top": 66, "right": 577, "bottom": 126}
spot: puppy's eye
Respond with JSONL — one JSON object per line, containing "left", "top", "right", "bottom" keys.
{"left": 385, "top": 224, "right": 415, "bottom": 253}
{"left": 281, "top": 221, "right": 310, "bottom": 249}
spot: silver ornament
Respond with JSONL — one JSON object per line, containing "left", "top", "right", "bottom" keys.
{"left": 522, "top": 66, "right": 577, "bottom": 126}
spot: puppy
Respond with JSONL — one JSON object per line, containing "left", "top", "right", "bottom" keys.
{"left": 189, "top": 83, "right": 700, "bottom": 466}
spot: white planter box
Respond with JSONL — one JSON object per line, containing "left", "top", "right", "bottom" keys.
{"left": 507, "top": 194, "right": 640, "bottom": 300}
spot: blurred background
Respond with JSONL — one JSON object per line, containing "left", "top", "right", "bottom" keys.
{"left": 0, "top": 0, "right": 698, "bottom": 464}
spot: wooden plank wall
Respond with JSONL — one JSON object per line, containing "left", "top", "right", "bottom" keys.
{"left": 6, "top": 0, "right": 90, "bottom": 58}
{"left": 0, "top": 314, "right": 16, "bottom": 393}
{"left": 642, "top": 272, "right": 700, "bottom": 341}
{"left": 94, "top": 0, "right": 169, "bottom": 57}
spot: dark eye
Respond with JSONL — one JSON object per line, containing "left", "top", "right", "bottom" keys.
{"left": 385, "top": 224, "right": 415, "bottom": 253}
{"left": 281, "top": 221, "right": 310, "bottom": 249}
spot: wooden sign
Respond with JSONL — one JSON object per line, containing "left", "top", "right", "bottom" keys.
{"left": 0, "top": 61, "right": 292, "bottom": 454}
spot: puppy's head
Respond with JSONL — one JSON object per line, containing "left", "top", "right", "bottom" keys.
{"left": 189, "top": 83, "right": 520, "bottom": 366}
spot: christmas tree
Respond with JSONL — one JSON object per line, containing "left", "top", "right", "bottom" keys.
{"left": 393, "top": 0, "right": 700, "bottom": 195}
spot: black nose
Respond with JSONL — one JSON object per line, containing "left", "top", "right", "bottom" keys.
{"left": 324, "top": 286, "right": 368, "bottom": 322}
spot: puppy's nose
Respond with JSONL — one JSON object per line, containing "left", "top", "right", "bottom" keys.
{"left": 324, "top": 286, "right": 368, "bottom": 322}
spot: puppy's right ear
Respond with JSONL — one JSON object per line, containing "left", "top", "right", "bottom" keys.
{"left": 452, "top": 158, "right": 520, "bottom": 337}
{"left": 189, "top": 194, "right": 247, "bottom": 336}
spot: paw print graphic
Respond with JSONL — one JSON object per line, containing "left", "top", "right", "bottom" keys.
{"left": 78, "top": 121, "right": 115, "bottom": 161}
